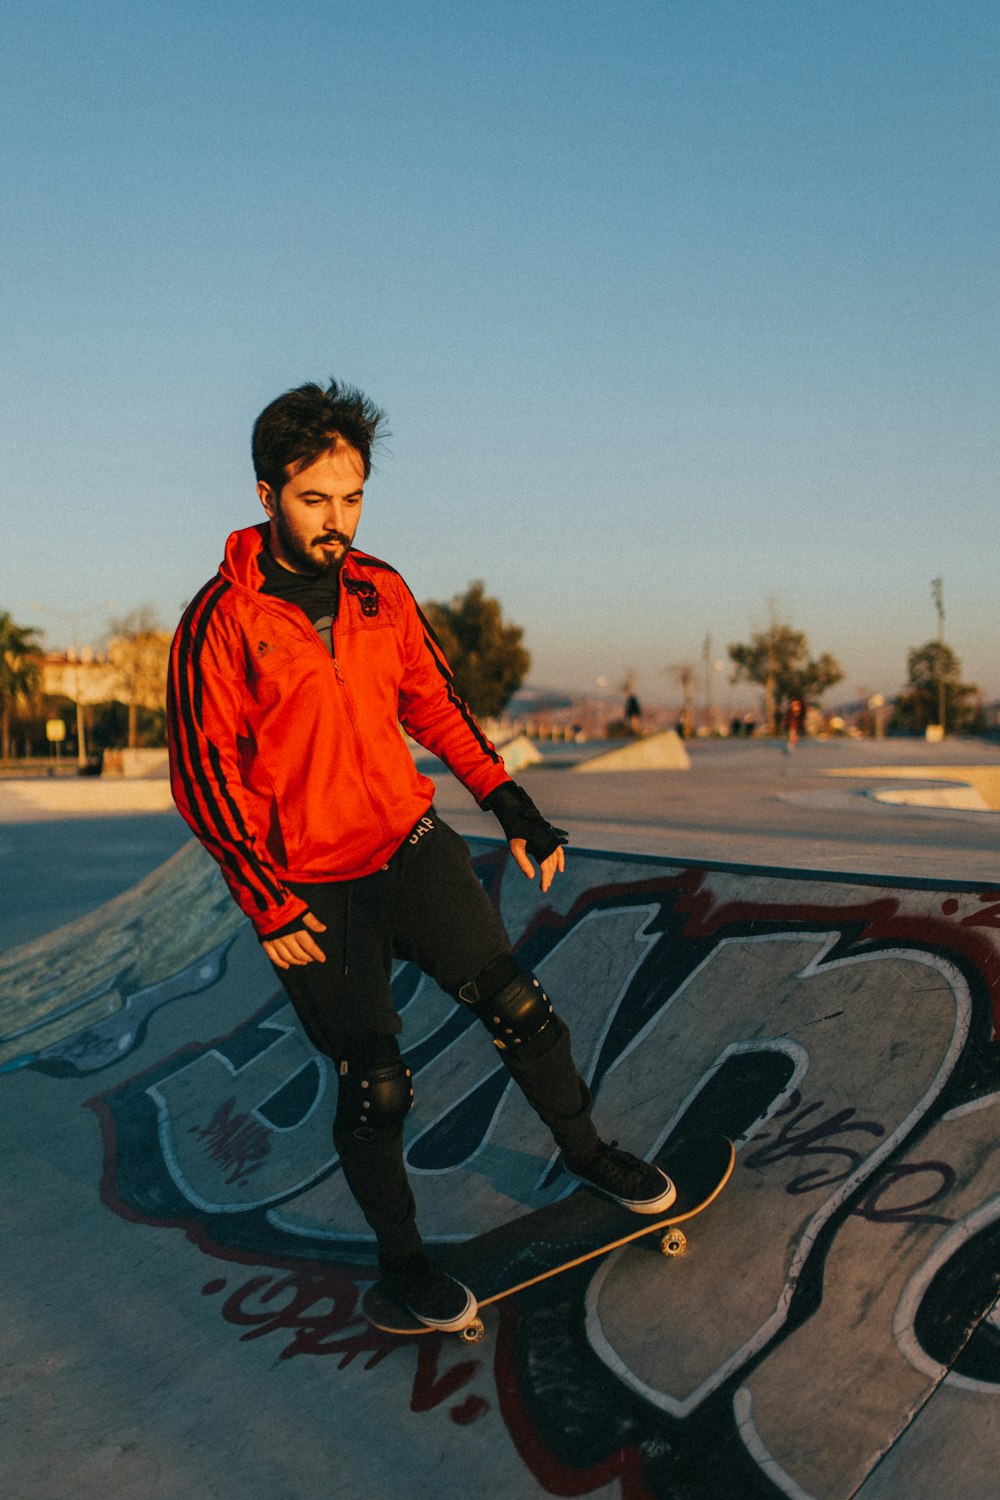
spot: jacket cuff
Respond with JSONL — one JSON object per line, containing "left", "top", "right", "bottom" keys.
{"left": 252, "top": 893, "right": 310, "bottom": 942}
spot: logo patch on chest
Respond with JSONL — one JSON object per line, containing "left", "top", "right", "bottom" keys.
{"left": 343, "top": 577, "right": 380, "bottom": 618}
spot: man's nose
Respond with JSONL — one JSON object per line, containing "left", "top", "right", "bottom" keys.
{"left": 324, "top": 500, "right": 350, "bottom": 533}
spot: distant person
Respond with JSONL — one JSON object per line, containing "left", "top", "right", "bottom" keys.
{"left": 624, "top": 690, "right": 642, "bottom": 735}
{"left": 785, "top": 697, "right": 806, "bottom": 751}
{"left": 167, "top": 378, "right": 676, "bottom": 1334}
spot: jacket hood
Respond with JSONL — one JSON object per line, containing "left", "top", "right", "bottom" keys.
{"left": 219, "top": 524, "right": 270, "bottom": 590}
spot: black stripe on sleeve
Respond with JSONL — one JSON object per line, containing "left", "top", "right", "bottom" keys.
{"left": 170, "top": 579, "right": 288, "bottom": 908}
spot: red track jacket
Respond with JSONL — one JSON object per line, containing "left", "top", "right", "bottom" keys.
{"left": 167, "top": 524, "right": 510, "bottom": 938}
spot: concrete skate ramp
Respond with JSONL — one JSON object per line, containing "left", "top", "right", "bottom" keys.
{"left": 871, "top": 784, "right": 991, "bottom": 811}
{"left": 574, "top": 728, "right": 691, "bottom": 771}
{"left": 492, "top": 732, "right": 543, "bottom": 773}
{"left": 4, "top": 840, "right": 1000, "bottom": 1499}
{"left": 825, "top": 763, "right": 1000, "bottom": 812}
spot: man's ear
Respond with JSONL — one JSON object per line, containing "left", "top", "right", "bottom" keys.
{"left": 257, "top": 480, "right": 277, "bottom": 518}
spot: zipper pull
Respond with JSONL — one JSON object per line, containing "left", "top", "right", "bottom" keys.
{"left": 333, "top": 657, "right": 344, "bottom": 683}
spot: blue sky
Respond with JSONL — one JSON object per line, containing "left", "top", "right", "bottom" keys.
{"left": 3, "top": 0, "right": 997, "bottom": 710}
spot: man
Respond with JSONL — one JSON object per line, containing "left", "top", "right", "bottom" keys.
{"left": 168, "top": 379, "right": 675, "bottom": 1332}
{"left": 785, "top": 696, "right": 806, "bottom": 751}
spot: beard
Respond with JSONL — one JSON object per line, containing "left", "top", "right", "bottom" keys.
{"left": 273, "top": 505, "right": 350, "bottom": 577}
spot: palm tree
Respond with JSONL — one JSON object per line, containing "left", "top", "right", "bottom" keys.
{"left": 0, "top": 612, "right": 43, "bottom": 760}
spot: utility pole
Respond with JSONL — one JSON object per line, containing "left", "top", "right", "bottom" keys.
{"left": 931, "top": 577, "right": 946, "bottom": 733}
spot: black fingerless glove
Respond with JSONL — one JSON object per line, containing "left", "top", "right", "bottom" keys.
{"left": 481, "top": 781, "right": 569, "bottom": 863}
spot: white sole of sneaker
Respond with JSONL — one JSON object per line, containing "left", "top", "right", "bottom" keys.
{"left": 410, "top": 1283, "right": 478, "bottom": 1332}
{"left": 577, "top": 1167, "right": 678, "bottom": 1216}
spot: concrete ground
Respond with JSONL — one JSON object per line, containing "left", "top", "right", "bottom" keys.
{"left": 3, "top": 736, "right": 997, "bottom": 955}
{"left": 435, "top": 734, "right": 1000, "bottom": 885}
{"left": 2, "top": 736, "right": 1000, "bottom": 1499}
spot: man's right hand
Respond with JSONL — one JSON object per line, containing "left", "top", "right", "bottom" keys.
{"left": 262, "top": 911, "right": 328, "bottom": 969}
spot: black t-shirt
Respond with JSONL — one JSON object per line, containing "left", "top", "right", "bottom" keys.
{"left": 257, "top": 544, "right": 339, "bottom": 655}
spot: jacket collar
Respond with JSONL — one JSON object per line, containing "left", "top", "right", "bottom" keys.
{"left": 219, "top": 524, "right": 367, "bottom": 592}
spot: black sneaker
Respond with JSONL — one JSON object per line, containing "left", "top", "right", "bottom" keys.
{"left": 381, "top": 1255, "right": 477, "bottom": 1332}
{"left": 568, "top": 1140, "right": 677, "bottom": 1215}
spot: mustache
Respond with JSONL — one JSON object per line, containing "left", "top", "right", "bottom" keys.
{"left": 313, "top": 531, "right": 351, "bottom": 547}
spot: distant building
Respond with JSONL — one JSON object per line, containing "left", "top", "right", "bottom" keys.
{"left": 41, "top": 648, "right": 118, "bottom": 706}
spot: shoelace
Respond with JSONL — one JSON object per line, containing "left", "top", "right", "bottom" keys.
{"left": 591, "top": 1143, "right": 648, "bottom": 1192}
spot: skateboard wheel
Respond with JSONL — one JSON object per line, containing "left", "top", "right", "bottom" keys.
{"left": 459, "top": 1318, "right": 486, "bottom": 1344}
{"left": 661, "top": 1229, "right": 686, "bottom": 1257}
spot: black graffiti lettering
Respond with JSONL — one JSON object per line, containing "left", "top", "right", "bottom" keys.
{"left": 746, "top": 1095, "right": 885, "bottom": 1194}
{"left": 853, "top": 1161, "right": 958, "bottom": 1225}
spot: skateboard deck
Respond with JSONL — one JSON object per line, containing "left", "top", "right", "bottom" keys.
{"left": 362, "top": 1133, "right": 735, "bottom": 1342}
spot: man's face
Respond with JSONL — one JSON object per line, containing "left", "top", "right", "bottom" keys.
{"left": 257, "top": 442, "right": 365, "bottom": 576}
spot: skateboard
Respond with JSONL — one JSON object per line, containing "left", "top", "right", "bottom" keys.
{"left": 362, "top": 1133, "right": 735, "bottom": 1343}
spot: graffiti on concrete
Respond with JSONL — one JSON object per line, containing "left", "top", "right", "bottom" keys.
{"left": 198, "top": 1269, "right": 489, "bottom": 1424}
{"left": 81, "top": 851, "right": 1000, "bottom": 1498}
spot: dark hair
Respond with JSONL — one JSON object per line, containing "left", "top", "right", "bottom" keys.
{"left": 252, "top": 378, "right": 386, "bottom": 493}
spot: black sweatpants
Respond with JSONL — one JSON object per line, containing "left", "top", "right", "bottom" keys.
{"left": 270, "top": 811, "right": 598, "bottom": 1265}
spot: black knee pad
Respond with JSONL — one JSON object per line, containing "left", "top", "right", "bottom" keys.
{"left": 458, "top": 954, "right": 556, "bottom": 1052}
{"left": 335, "top": 1056, "right": 414, "bottom": 1136}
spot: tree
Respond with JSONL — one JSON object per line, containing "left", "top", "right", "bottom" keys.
{"left": 728, "top": 621, "right": 843, "bottom": 734}
{"left": 0, "top": 612, "right": 43, "bottom": 760}
{"left": 890, "top": 641, "right": 979, "bottom": 734}
{"left": 422, "top": 581, "right": 530, "bottom": 718}
{"left": 106, "top": 606, "right": 172, "bottom": 747}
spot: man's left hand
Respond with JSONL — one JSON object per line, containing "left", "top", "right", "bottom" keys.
{"left": 510, "top": 837, "right": 565, "bottom": 893}
{"left": 482, "top": 782, "right": 568, "bottom": 892}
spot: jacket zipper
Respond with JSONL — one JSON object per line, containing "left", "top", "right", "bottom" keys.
{"left": 246, "top": 562, "right": 396, "bottom": 849}
{"left": 330, "top": 620, "right": 394, "bottom": 845}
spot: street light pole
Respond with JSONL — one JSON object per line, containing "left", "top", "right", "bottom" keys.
{"left": 931, "top": 577, "right": 945, "bottom": 734}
